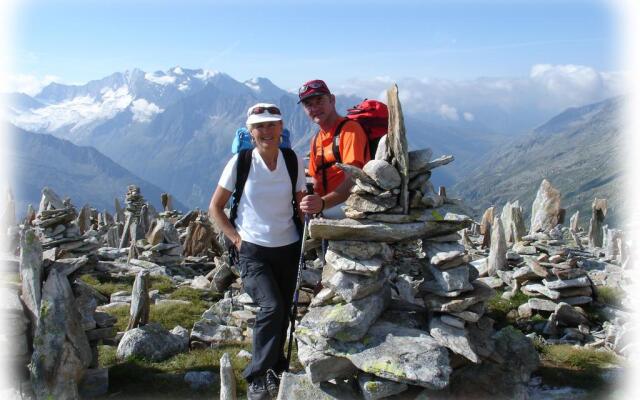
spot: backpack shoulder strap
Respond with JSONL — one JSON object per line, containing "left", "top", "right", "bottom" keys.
{"left": 229, "top": 149, "right": 253, "bottom": 227}
{"left": 332, "top": 118, "right": 352, "bottom": 165}
{"left": 281, "top": 148, "right": 304, "bottom": 235}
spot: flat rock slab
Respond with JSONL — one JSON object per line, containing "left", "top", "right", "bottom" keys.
{"left": 358, "top": 373, "right": 409, "bottom": 400}
{"left": 429, "top": 316, "right": 479, "bottom": 363}
{"left": 190, "top": 320, "right": 244, "bottom": 344}
{"left": 297, "top": 320, "right": 451, "bottom": 390}
{"left": 309, "top": 218, "right": 470, "bottom": 242}
{"left": 276, "top": 372, "right": 361, "bottom": 400}
{"left": 297, "top": 340, "right": 358, "bottom": 384}
{"left": 543, "top": 276, "right": 591, "bottom": 290}
{"left": 325, "top": 249, "right": 383, "bottom": 276}
{"left": 423, "top": 281, "right": 495, "bottom": 313}
{"left": 298, "top": 289, "right": 388, "bottom": 342}
{"left": 328, "top": 240, "right": 393, "bottom": 261}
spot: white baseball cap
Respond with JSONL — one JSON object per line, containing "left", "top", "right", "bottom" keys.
{"left": 246, "top": 103, "right": 283, "bottom": 125}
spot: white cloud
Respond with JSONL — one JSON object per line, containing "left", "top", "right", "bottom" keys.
{"left": 130, "top": 98, "right": 163, "bottom": 123}
{"left": 10, "top": 85, "right": 133, "bottom": 132}
{"left": 172, "top": 66, "right": 184, "bottom": 75}
{"left": 144, "top": 72, "right": 176, "bottom": 85}
{"left": 2, "top": 73, "right": 60, "bottom": 96}
{"left": 333, "top": 64, "right": 625, "bottom": 133}
{"left": 438, "top": 104, "right": 459, "bottom": 121}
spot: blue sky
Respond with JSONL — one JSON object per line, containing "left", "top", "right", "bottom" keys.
{"left": 9, "top": 0, "right": 620, "bottom": 92}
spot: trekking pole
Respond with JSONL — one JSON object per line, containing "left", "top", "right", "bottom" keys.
{"left": 285, "top": 182, "right": 314, "bottom": 370}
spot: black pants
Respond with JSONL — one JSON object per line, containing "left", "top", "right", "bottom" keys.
{"left": 238, "top": 240, "right": 301, "bottom": 381}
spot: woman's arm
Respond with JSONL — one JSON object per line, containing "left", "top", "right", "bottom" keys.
{"left": 209, "top": 185, "right": 242, "bottom": 250}
{"left": 295, "top": 191, "right": 306, "bottom": 223}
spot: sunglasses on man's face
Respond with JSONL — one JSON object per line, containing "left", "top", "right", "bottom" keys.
{"left": 250, "top": 106, "right": 281, "bottom": 115}
{"left": 298, "top": 81, "right": 328, "bottom": 95}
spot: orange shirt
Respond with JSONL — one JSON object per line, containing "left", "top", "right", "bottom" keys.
{"left": 308, "top": 118, "right": 370, "bottom": 196}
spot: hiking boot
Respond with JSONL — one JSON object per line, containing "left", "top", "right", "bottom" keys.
{"left": 247, "top": 375, "right": 270, "bottom": 400}
{"left": 265, "top": 369, "right": 280, "bottom": 398}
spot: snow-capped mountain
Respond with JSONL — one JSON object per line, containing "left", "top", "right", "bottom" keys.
{"left": 6, "top": 67, "right": 503, "bottom": 210}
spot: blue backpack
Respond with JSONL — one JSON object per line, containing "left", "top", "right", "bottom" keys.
{"left": 231, "top": 127, "right": 291, "bottom": 154}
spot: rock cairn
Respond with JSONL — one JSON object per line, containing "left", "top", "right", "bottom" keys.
{"left": 18, "top": 228, "right": 115, "bottom": 399}
{"left": 279, "top": 85, "right": 539, "bottom": 399}
{"left": 32, "top": 187, "right": 100, "bottom": 259}
{"left": 466, "top": 179, "right": 631, "bottom": 355}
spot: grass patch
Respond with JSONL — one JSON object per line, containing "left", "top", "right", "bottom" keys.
{"left": 98, "top": 344, "right": 252, "bottom": 399}
{"left": 169, "top": 286, "right": 223, "bottom": 303}
{"left": 106, "top": 301, "right": 210, "bottom": 332}
{"left": 486, "top": 290, "right": 529, "bottom": 327}
{"left": 150, "top": 302, "right": 209, "bottom": 331}
{"left": 80, "top": 273, "right": 134, "bottom": 297}
{"left": 595, "top": 286, "right": 625, "bottom": 308}
{"left": 149, "top": 275, "right": 175, "bottom": 294}
{"left": 538, "top": 344, "right": 620, "bottom": 371}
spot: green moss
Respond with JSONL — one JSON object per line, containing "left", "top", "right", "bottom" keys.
{"left": 486, "top": 290, "right": 529, "bottom": 327}
{"left": 362, "top": 358, "right": 406, "bottom": 379}
{"left": 169, "top": 286, "right": 221, "bottom": 303}
{"left": 325, "top": 303, "right": 352, "bottom": 323}
{"left": 364, "top": 381, "right": 381, "bottom": 393}
{"left": 149, "top": 276, "right": 175, "bottom": 294}
{"left": 79, "top": 273, "right": 134, "bottom": 297}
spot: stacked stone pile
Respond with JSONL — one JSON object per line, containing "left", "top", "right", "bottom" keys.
{"left": 32, "top": 187, "right": 101, "bottom": 259}
{"left": 18, "top": 228, "right": 114, "bottom": 398}
{"left": 278, "top": 85, "right": 539, "bottom": 400}
{"left": 140, "top": 217, "right": 184, "bottom": 267}
{"left": 465, "top": 179, "right": 630, "bottom": 354}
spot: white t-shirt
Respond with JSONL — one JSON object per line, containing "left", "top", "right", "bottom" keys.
{"left": 218, "top": 149, "right": 306, "bottom": 247}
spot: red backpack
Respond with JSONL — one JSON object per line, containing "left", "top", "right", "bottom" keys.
{"left": 313, "top": 99, "right": 389, "bottom": 167}
{"left": 312, "top": 99, "right": 389, "bottom": 193}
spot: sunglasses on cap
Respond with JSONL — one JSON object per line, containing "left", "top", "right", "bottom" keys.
{"left": 298, "top": 81, "right": 328, "bottom": 95}
{"left": 249, "top": 106, "right": 281, "bottom": 115}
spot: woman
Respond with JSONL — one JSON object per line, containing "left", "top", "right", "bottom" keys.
{"left": 209, "top": 103, "right": 306, "bottom": 400}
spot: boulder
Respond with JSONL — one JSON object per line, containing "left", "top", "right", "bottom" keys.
{"left": 116, "top": 323, "right": 189, "bottom": 361}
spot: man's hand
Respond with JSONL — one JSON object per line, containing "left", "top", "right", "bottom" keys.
{"left": 300, "top": 194, "right": 323, "bottom": 214}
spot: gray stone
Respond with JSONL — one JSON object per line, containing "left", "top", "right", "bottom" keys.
{"left": 325, "top": 249, "right": 383, "bottom": 276}
{"left": 429, "top": 316, "right": 479, "bottom": 363}
{"left": 116, "top": 323, "right": 189, "bottom": 361}
{"left": 20, "top": 228, "right": 42, "bottom": 321}
{"left": 363, "top": 160, "right": 401, "bottom": 190}
{"left": 328, "top": 240, "right": 393, "bottom": 261}
{"left": 30, "top": 269, "right": 92, "bottom": 400}
{"left": 220, "top": 353, "right": 236, "bottom": 400}
{"left": 346, "top": 191, "right": 398, "bottom": 213}
{"left": 127, "top": 270, "right": 150, "bottom": 330}
{"left": 184, "top": 371, "right": 216, "bottom": 389}
{"left": 529, "top": 179, "right": 561, "bottom": 234}
{"left": 522, "top": 283, "right": 561, "bottom": 300}
{"left": 448, "top": 327, "right": 539, "bottom": 399}
{"left": 512, "top": 242, "right": 537, "bottom": 255}
{"left": 309, "top": 218, "right": 470, "bottom": 242}
{"left": 487, "top": 216, "right": 507, "bottom": 276}
{"left": 441, "top": 315, "right": 466, "bottom": 329}
{"left": 358, "top": 373, "right": 409, "bottom": 400}
{"left": 276, "top": 372, "right": 361, "bottom": 400}
{"left": 385, "top": 85, "right": 410, "bottom": 213}
{"left": 423, "top": 281, "right": 495, "bottom": 313}
{"left": 298, "top": 289, "right": 388, "bottom": 342}
{"left": 78, "top": 368, "right": 109, "bottom": 398}
{"left": 190, "top": 320, "right": 244, "bottom": 344}
{"left": 191, "top": 275, "right": 212, "bottom": 290}
{"left": 543, "top": 276, "right": 591, "bottom": 290}
{"left": 429, "top": 264, "right": 473, "bottom": 293}
{"left": 430, "top": 250, "right": 465, "bottom": 269}
{"left": 554, "top": 302, "right": 589, "bottom": 327}
{"left": 297, "top": 340, "right": 357, "bottom": 384}
{"left": 527, "top": 298, "right": 558, "bottom": 312}
{"left": 408, "top": 149, "right": 433, "bottom": 171}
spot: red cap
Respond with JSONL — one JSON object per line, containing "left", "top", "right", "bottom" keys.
{"left": 298, "top": 79, "right": 331, "bottom": 103}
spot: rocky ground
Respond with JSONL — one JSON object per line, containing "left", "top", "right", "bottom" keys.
{"left": 0, "top": 87, "right": 632, "bottom": 399}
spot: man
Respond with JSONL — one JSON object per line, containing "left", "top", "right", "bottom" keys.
{"left": 298, "top": 79, "right": 370, "bottom": 218}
